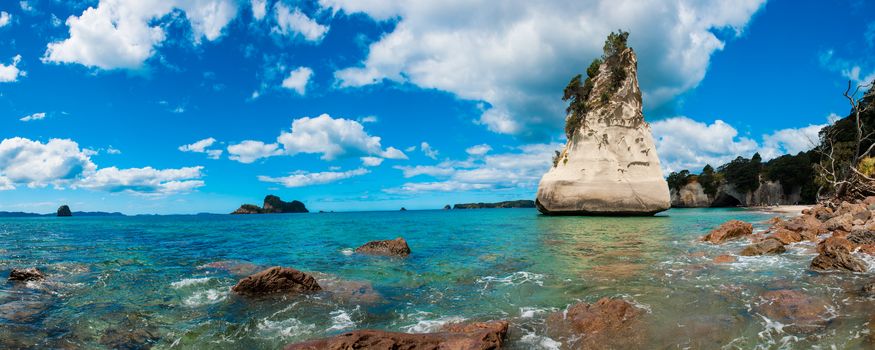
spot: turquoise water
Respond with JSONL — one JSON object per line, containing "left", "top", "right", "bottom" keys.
{"left": 1, "top": 208, "right": 873, "bottom": 349}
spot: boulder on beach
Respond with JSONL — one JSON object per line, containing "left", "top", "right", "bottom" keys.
{"left": 535, "top": 32, "right": 670, "bottom": 216}
{"left": 740, "top": 238, "right": 786, "bottom": 256}
{"left": 753, "top": 290, "right": 832, "bottom": 334}
{"left": 284, "top": 320, "right": 509, "bottom": 350}
{"left": 355, "top": 238, "right": 411, "bottom": 257}
{"left": 546, "top": 298, "right": 644, "bottom": 349}
{"left": 56, "top": 205, "right": 72, "bottom": 217}
{"left": 810, "top": 237, "right": 868, "bottom": 272}
{"left": 702, "top": 220, "right": 753, "bottom": 244}
{"left": 8, "top": 268, "right": 44, "bottom": 282}
{"left": 231, "top": 266, "right": 321, "bottom": 296}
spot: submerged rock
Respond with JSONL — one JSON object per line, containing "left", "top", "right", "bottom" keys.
{"left": 702, "top": 220, "right": 753, "bottom": 244}
{"left": 284, "top": 320, "right": 508, "bottom": 350}
{"left": 740, "top": 238, "right": 786, "bottom": 256}
{"left": 753, "top": 290, "right": 832, "bottom": 334}
{"left": 810, "top": 237, "right": 868, "bottom": 272}
{"left": 231, "top": 266, "right": 321, "bottom": 296}
{"left": 713, "top": 255, "right": 737, "bottom": 264}
{"left": 535, "top": 33, "right": 670, "bottom": 216}
{"left": 8, "top": 268, "right": 44, "bottom": 282}
{"left": 546, "top": 298, "right": 643, "bottom": 349}
{"left": 56, "top": 205, "right": 72, "bottom": 217}
{"left": 355, "top": 237, "right": 411, "bottom": 257}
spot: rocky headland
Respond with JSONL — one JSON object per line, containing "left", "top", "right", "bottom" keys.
{"left": 231, "top": 195, "right": 308, "bottom": 214}
{"left": 536, "top": 31, "right": 670, "bottom": 216}
{"left": 56, "top": 205, "right": 72, "bottom": 217}
{"left": 452, "top": 200, "right": 535, "bottom": 209}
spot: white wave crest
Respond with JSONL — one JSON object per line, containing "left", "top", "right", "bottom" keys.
{"left": 476, "top": 271, "right": 545, "bottom": 287}
{"left": 183, "top": 288, "right": 228, "bottom": 307}
{"left": 171, "top": 277, "right": 211, "bottom": 289}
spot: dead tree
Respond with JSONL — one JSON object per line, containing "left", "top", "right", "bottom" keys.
{"left": 817, "top": 80, "right": 874, "bottom": 202}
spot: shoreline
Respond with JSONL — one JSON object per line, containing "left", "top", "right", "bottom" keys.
{"left": 745, "top": 205, "right": 813, "bottom": 216}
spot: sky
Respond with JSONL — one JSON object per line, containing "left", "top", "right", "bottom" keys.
{"left": 0, "top": 0, "right": 873, "bottom": 214}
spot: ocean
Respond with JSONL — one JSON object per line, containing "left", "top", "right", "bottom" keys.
{"left": 1, "top": 208, "right": 873, "bottom": 349}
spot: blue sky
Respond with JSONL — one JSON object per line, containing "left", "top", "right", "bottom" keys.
{"left": 0, "top": 0, "right": 873, "bottom": 214}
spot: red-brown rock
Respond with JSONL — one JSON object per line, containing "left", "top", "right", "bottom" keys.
{"left": 8, "top": 268, "right": 44, "bottom": 282}
{"left": 740, "top": 238, "right": 786, "bottom": 256}
{"left": 546, "top": 298, "right": 643, "bottom": 349}
{"left": 284, "top": 320, "right": 509, "bottom": 350}
{"left": 355, "top": 237, "right": 411, "bottom": 257}
{"left": 767, "top": 229, "right": 803, "bottom": 245}
{"left": 701, "top": 220, "right": 753, "bottom": 244}
{"left": 824, "top": 213, "right": 855, "bottom": 232}
{"left": 713, "top": 255, "right": 737, "bottom": 264}
{"left": 754, "top": 290, "right": 832, "bottom": 334}
{"left": 810, "top": 237, "right": 868, "bottom": 272}
{"left": 231, "top": 266, "right": 321, "bottom": 296}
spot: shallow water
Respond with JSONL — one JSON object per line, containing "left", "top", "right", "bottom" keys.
{"left": 0, "top": 208, "right": 873, "bottom": 349}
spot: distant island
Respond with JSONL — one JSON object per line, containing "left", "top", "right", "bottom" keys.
{"left": 231, "top": 195, "right": 308, "bottom": 214}
{"left": 0, "top": 205, "right": 124, "bottom": 218}
{"left": 453, "top": 200, "right": 536, "bottom": 209}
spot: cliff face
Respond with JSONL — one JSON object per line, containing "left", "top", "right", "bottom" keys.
{"left": 671, "top": 180, "right": 804, "bottom": 207}
{"left": 536, "top": 46, "right": 670, "bottom": 216}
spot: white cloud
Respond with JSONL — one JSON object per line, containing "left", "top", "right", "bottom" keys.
{"left": 326, "top": 0, "right": 765, "bottom": 138}
{"left": 652, "top": 116, "right": 829, "bottom": 173}
{"left": 360, "top": 115, "right": 378, "bottom": 123}
{"left": 258, "top": 168, "right": 369, "bottom": 187}
{"left": 360, "top": 156, "right": 384, "bottom": 167}
{"left": 278, "top": 114, "right": 405, "bottom": 160}
{"left": 0, "top": 55, "right": 23, "bottom": 83}
{"left": 251, "top": 0, "right": 267, "bottom": 20}
{"left": 106, "top": 146, "right": 122, "bottom": 155}
{"left": 387, "top": 143, "right": 560, "bottom": 193}
{"left": 0, "top": 137, "right": 205, "bottom": 195}
{"left": 79, "top": 166, "right": 205, "bottom": 194}
{"left": 179, "top": 137, "right": 223, "bottom": 159}
{"left": 44, "top": 0, "right": 239, "bottom": 70}
{"left": 465, "top": 144, "right": 492, "bottom": 156}
{"left": 20, "top": 112, "right": 46, "bottom": 122}
{"left": 819, "top": 49, "right": 875, "bottom": 86}
{"left": 274, "top": 2, "right": 328, "bottom": 42}
{"left": 0, "top": 11, "right": 11, "bottom": 28}
{"left": 19, "top": 1, "right": 32, "bottom": 12}
{"left": 281, "top": 66, "right": 313, "bottom": 95}
{"left": 227, "top": 140, "right": 281, "bottom": 163}
{"left": 420, "top": 142, "right": 438, "bottom": 159}
{"left": 0, "top": 137, "right": 97, "bottom": 189}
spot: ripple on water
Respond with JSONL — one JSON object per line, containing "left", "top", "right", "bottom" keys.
{"left": 476, "top": 271, "right": 545, "bottom": 288}
{"left": 400, "top": 311, "right": 466, "bottom": 333}
{"left": 258, "top": 317, "right": 316, "bottom": 339}
{"left": 183, "top": 288, "right": 228, "bottom": 307}
{"left": 170, "top": 277, "right": 212, "bottom": 289}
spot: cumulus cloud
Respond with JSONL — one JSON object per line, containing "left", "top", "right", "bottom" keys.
{"left": 0, "top": 137, "right": 204, "bottom": 195}
{"left": 226, "top": 140, "right": 281, "bottom": 163}
{"left": 251, "top": 0, "right": 267, "bottom": 20}
{"left": 651, "top": 116, "right": 829, "bottom": 173}
{"left": 0, "top": 11, "right": 11, "bottom": 27}
{"left": 279, "top": 114, "right": 406, "bottom": 160}
{"left": 258, "top": 168, "right": 368, "bottom": 187}
{"left": 387, "top": 143, "right": 560, "bottom": 193}
{"left": 326, "top": 0, "right": 765, "bottom": 138}
{"left": 360, "top": 156, "right": 384, "bottom": 167}
{"left": 281, "top": 66, "right": 313, "bottom": 95}
{"left": 79, "top": 166, "right": 205, "bottom": 194}
{"left": 420, "top": 142, "right": 438, "bottom": 159}
{"left": 20, "top": 112, "right": 46, "bottom": 122}
{"left": 179, "top": 137, "right": 223, "bottom": 159}
{"left": 0, "top": 55, "right": 23, "bottom": 82}
{"left": 274, "top": 2, "right": 328, "bottom": 42}
{"left": 465, "top": 144, "right": 492, "bottom": 156}
{"left": 43, "top": 0, "right": 239, "bottom": 70}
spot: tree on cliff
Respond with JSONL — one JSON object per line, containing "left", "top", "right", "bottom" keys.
{"left": 816, "top": 80, "right": 875, "bottom": 201}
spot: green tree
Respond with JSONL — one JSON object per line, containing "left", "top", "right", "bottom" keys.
{"left": 698, "top": 164, "right": 718, "bottom": 197}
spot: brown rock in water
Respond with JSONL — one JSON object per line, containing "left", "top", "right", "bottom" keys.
{"left": 778, "top": 214, "right": 824, "bottom": 235}
{"left": 754, "top": 290, "right": 832, "bottom": 334}
{"left": 810, "top": 237, "right": 868, "bottom": 272}
{"left": 231, "top": 266, "right": 321, "bottom": 296}
{"left": 546, "top": 298, "right": 643, "bottom": 349}
{"left": 284, "top": 320, "right": 509, "bottom": 350}
{"left": 355, "top": 237, "right": 411, "bottom": 257}
{"left": 8, "top": 268, "right": 44, "bottom": 282}
{"left": 740, "top": 238, "right": 786, "bottom": 256}
{"left": 847, "top": 230, "right": 875, "bottom": 247}
{"left": 824, "top": 213, "right": 855, "bottom": 232}
{"left": 701, "top": 220, "right": 753, "bottom": 244}
{"left": 713, "top": 255, "right": 737, "bottom": 264}
{"left": 767, "top": 228, "right": 804, "bottom": 245}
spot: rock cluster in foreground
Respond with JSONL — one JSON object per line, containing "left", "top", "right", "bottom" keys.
{"left": 536, "top": 39, "right": 670, "bottom": 216}
{"left": 284, "top": 320, "right": 509, "bottom": 350}
{"left": 231, "top": 195, "right": 308, "bottom": 214}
